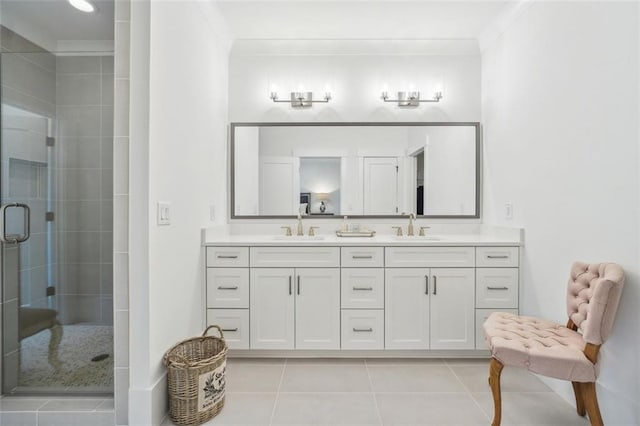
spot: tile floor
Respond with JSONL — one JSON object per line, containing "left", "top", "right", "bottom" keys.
{"left": 0, "top": 396, "right": 114, "bottom": 426}
{"left": 161, "top": 358, "right": 590, "bottom": 426}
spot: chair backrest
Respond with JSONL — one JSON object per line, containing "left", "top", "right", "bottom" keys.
{"left": 567, "top": 262, "right": 625, "bottom": 345}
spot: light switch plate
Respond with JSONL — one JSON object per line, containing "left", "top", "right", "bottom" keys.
{"left": 505, "top": 202, "right": 513, "bottom": 220}
{"left": 209, "top": 205, "right": 216, "bottom": 221}
{"left": 157, "top": 202, "right": 171, "bottom": 225}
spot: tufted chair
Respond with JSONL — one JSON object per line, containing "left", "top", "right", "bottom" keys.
{"left": 483, "top": 262, "right": 625, "bottom": 426}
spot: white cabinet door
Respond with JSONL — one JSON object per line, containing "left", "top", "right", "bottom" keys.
{"left": 430, "top": 268, "right": 475, "bottom": 350}
{"left": 250, "top": 268, "right": 295, "bottom": 349}
{"left": 363, "top": 157, "right": 398, "bottom": 215}
{"left": 295, "top": 268, "right": 340, "bottom": 350}
{"left": 385, "top": 268, "right": 430, "bottom": 349}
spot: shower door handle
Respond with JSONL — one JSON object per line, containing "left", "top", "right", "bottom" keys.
{"left": 0, "top": 203, "right": 31, "bottom": 243}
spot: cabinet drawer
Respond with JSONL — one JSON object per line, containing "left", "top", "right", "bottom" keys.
{"left": 207, "top": 309, "right": 250, "bottom": 349}
{"left": 385, "top": 247, "right": 475, "bottom": 268}
{"left": 207, "top": 247, "right": 249, "bottom": 267}
{"left": 341, "top": 247, "right": 384, "bottom": 268}
{"left": 475, "top": 308, "right": 518, "bottom": 350}
{"left": 475, "top": 268, "right": 519, "bottom": 309}
{"left": 250, "top": 247, "right": 339, "bottom": 268}
{"left": 207, "top": 268, "right": 249, "bottom": 308}
{"left": 476, "top": 247, "right": 519, "bottom": 267}
{"left": 341, "top": 310, "right": 384, "bottom": 350}
{"left": 341, "top": 268, "right": 384, "bottom": 309}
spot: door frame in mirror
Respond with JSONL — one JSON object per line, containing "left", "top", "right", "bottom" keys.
{"left": 229, "top": 122, "right": 481, "bottom": 220}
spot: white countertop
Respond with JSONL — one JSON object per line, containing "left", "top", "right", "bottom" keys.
{"left": 203, "top": 233, "right": 522, "bottom": 247}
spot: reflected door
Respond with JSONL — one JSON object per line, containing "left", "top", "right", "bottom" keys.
{"left": 363, "top": 157, "right": 398, "bottom": 215}
{"left": 259, "top": 156, "right": 300, "bottom": 215}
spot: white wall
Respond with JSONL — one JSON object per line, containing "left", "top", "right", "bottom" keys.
{"left": 129, "top": 1, "right": 230, "bottom": 424}
{"left": 229, "top": 46, "right": 480, "bottom": 122}
{"left": 423, "top": 126, "right": 476, "bottom": 216}
{"left": 234, "top": 127, "right": 259, "bottom": 215}
{"left": 481, "top": 2, "right": 639, "bottom": 424}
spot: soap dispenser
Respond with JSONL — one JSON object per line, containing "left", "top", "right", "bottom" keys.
{"left": 342, "top": 216, "right": 348, "bottom": 232}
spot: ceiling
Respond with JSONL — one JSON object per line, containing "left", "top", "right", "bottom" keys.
{"left": 216, "top": 1, "right": 513, "bottom": 40}
{"left": 1, "top": 0, "right": 114, "bottom": 52}
{"left": 0, "top": 0, "right": 515, "bottom": 53}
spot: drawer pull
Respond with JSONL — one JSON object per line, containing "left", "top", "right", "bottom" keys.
{"left": 217, "top": 286, "right": 238, "bottom": 290}
{"left": 353, "top": 286, "right": 373, "bottom": 291}
{"left": 289, "top": 276, "right": 292, "bottom": 295}
{"left": 425, "top": 275, "right": 429, "bottom": 295}
{"left": 433, "top": 275, "right": 437, "bottom": 295}
{"left": 222, "top": 328, "right": 239, "bottom": 332}
{"left": 217, "top": 255, "right": 238, "bottom": 259}
{"left": 487, "top": 286, "right": 509, "bottom": 290}
{"left": 353, "top": 327, "right": 373, "bottom": 332}
{"left": 352, "top": 255, "right": 373, "bottom": 259}
{"left": 487, "top": 255, "right": 509, "bottom": 259}
{"left": 297, "top": 275, "right": 301, "bottom": 295}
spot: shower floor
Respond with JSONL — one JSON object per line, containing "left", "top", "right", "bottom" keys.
{"left": 17, "top": 325, "right": 113, "bottom": 393}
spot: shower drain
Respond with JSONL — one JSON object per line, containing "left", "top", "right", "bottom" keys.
{"left": 91, "top": 354, "right": 110, "bottom": 362}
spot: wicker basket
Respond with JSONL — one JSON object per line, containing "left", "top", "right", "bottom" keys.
{"left": 163, "top": 325, "right": 228, "bottom": 426}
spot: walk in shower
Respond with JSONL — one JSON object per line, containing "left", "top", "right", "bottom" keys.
{"left": 0, "top": 1, "right": 114, "bottom": 394}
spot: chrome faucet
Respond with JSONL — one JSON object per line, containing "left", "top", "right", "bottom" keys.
{"left": 297, "top": 212, "right": 304, "bottom": 236}
{"left": 407, "top": 213, "right": 416, "bottom": 236}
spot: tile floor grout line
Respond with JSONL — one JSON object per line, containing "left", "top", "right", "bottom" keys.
{"left": 446, "top": 362, "right": 491, "bottom": 422}
{"left": 364, "top": 359, "right": 385, "bottom": 426}
{"left": 268, "top": 357, "right": 288, "bottom": 426}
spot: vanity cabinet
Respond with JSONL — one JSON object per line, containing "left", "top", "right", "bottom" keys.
{"left": 474, "top": 248, "right": 520, "bottom": 349}
{"left": 385, "top": 268, "right": 475, "bottom": 350}
{"left": 205, "top": 247, "right": 251, "bottom": 349}
{"left": 205, "top": 243, "right": 520, "bottom": 354}
{"left": 248, "top": 256, "right": 341, "bottom": 350}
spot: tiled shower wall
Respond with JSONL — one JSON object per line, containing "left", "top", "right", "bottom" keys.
{"left": 113, "top": 0, "right": 131, "bottom": 424}
{"left": 55, "top": 55, "right": 114, "bottom": 325}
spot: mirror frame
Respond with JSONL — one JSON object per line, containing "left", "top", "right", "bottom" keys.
{"left": 230, "top": 122, "right": 481, "bottom": 219}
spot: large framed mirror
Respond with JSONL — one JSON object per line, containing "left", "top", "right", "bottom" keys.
{"left": 230, "top": 122, "right": 481, "bottom": 219}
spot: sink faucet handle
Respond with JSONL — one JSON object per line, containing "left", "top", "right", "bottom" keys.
{"left": 281, "top": 226, "right": 292, "bottom": 236}
{"left": 392, "top": 226, "right": 403, "bottom": 236}
{"left": 308, "top": 226, "right": 319, "bottom": 237}
{"left": 419, "top": 226, "right": 430, "bottom": 236}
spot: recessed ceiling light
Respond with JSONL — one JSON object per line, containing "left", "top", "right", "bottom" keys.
{"left": 68, "top": 0, "right": 96, "bottom": 13}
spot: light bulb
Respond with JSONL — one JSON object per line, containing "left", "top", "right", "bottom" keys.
{"left": 68, "top": 0, "right": 96, "bottom": 13}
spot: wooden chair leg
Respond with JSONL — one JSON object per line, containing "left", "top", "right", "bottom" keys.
{"left": 582, "top": 382, "right": 603, "bottom": 426}
{"left": 488, "top": 358, "right": 504, "bottom": 426}
{"left": 572, "top": 381, "right": 586, "bottom": 416}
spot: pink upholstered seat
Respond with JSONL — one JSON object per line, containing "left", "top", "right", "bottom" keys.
{"left": 484, "top": 312, "right": 595, "bottom": 382}
{"left": 483, "top": 262, "right": 625, "bottom": 426}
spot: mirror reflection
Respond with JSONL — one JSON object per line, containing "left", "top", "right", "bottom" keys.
{"left": 232, "top": 123, "right": 479, "bottom": 218}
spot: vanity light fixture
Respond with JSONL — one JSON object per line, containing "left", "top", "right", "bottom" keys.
{"left": 381, "top": 91, "right": 443, "bottom": 107}
{"left": 270, "top": 91, "right": 332, "bottom": 108}
{"left": 68, "top": 0, "right": 96, "bottom": 13}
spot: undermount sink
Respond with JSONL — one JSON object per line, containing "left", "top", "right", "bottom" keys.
{"left": 391, "top": 235, "right": 441, "bottom": 241}
{"left": 272, "top": 235, "right": 326, "bottom": 241}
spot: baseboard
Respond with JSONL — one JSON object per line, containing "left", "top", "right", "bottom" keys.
{"left": 128, "top": 372, "right": 168, "bottom": 426}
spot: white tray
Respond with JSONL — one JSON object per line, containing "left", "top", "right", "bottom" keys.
{"left": 335, "top": 230, "right": 376, "bottom": 238}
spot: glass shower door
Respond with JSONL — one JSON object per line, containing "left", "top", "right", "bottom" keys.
{"left": 1, "top": 102, "right": 58, "bottom": 393}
